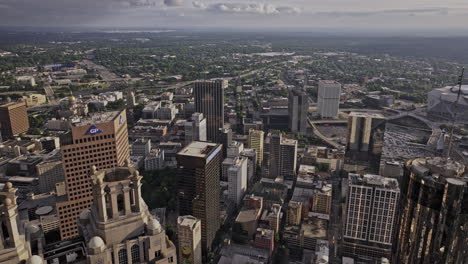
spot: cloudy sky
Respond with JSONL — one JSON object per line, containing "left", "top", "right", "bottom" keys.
{"left": 1, "top": 0, "right": 468, "bottom": 31}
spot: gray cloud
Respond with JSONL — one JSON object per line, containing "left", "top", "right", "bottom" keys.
{"left": 316, "top": 8, "right": 450, "bottom": 17}
{"left": 164, "top": 0, "right": 184, "bottom": 7}
{"left": 194, "top": 2, "right": 300, "bottom": 15}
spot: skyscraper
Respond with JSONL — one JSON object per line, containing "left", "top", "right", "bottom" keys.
{"left": 346, "top": 112, "right": 386, "bottom": 158}
{"left": 185, "top": 112, "right": 207, "bottom": 144}
{"left": 288, "top": 88, "right": 309, "bottom": 135}
{"left": 0, "top": 101, "right": 29, "bottom": 141}
{"left": 343, "top": 173, "right": 399, "bottom": 262}
{"left": 393, "top": 157, "right": 468, "bottom": 264}
{"left": 79, "top": 164, "right": 177, "bottom": 264}
{"left": 280, "top": 138, "right": 298, "bottom": 180}
{"left": 248, "top": 129, "right": 264, "bottom": 167}
{"left": 177, "top": 141, "right": 222, "bottom": 252}
{"left": 218, "top": 128, "right": 232, "bottom": 159}
{"left": 317, "top": 80, "right": 341, "bottom": 119}
{"left": 265, "top": 132, "right": 297, "bottom": 180}
{"left": 228, "top": 156, "right": 248, "bottom": 205}
{"left": 194, "top": 80, "right": 227, "bottom": 143}
{"left": 267, "top": 131, "right": 282, "bottom": 179}
{"left": 57, "top": 110, "right": 130, "bottom": 240}
{"left": 178, "top": 215, "right": 202, "bottom": 264}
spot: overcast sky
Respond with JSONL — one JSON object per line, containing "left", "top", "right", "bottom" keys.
{"left": 1, "top": 0, "right": 468, "bottom": 31}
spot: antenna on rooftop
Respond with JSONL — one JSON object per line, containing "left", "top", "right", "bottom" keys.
{"left": 446, "top": 67, "right": 464, "bottom": 158}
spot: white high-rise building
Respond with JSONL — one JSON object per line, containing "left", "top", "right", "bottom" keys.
{"left": 317, "top": 80, "right": 341, "bottom": 119}
{"left": 185, "top": 112, "right": 207, "bottom": 144}
{"left": 228, "top": 156, "right": 248, "bottom": 205}
{"left": 227, "top": 141, "right": 244, "bottom": 158}
{"left": 343, "top": 173, "right": 399, "bottom": 261}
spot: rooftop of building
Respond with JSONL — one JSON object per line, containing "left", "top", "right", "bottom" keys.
{"left": 432, "top": 85, "right": 468, "bottom": 95}
{"left": 256, "top": 228, "right": 274, "bottom": 239}
{"left": 298, "top": 165, "right": 316, "bottom": 175}
{"left": 302, "top": 217, "right": 328, "bottom": 239}
{"left": 349, "top": 112, "right": 386, "bottom": 119}
{"left": 73, "top": 110, "right": 122, "bottom": 126}
{"left": 348, "top": 173, "right": 399, "bottom": 190}
{"left": 319, "top": 80, "right": 340, "bottom": 85}
{"left": 178, "top": 141, "right": 220, "bottom": 158}
{"left": 0, "top": 100, "right": 25, "bottom": 109}
{"left": 133, "top": 138, "right": 151, "bottom": 145}
{"left": 236, "top": 208, "right": 261, "bottom": 223}
{"left": 177, "top": 215, "right": 200, "bottom": 228}
{"left": 409, "top": 157, "right": 468, "bottom": 184}
{"left": 281, "top": 138, "right": 298, "bottom": 146}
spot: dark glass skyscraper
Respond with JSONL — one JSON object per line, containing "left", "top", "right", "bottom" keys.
{"left": 288, "top": 88, "right": 308, "bottom": 135}
{"left": 177, "top": 141, "right": 222, "bottom": 252}
{"left": 393, "top": 157, "right": 468, "bottom": 264}
{"left": 194, "top": 80, "right": 227, "bottom": 143}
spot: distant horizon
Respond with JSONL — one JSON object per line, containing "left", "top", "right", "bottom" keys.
{"left": 2, "top": 25, "right": 468, "bottom": 37}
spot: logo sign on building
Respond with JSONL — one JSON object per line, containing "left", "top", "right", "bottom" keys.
{"left": 119, "top": 115, "right": 124, "bottom": 125}
{"left": 86, "top": 125, "right": 103, "bottom": 135}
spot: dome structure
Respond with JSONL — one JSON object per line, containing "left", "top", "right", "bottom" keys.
{"left": 26, "top": 255, "right": 44, "bottom": 264}
{"left": 89, "top": 236, "right": 105, "bottom": 249}
{"left": 4, "top": 198, "right": 12, "bottom": 206}
{"left": 147, "top": 219, "right": 162, "bottom": 234}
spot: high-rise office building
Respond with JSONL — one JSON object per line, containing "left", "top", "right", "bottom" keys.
{"left": 393, "top": 157, "right": 468, "bottom": 264}
{"left": 194, "top": 80, "right": 227, "bottom": 143}
{"left": 0, "top": 101, "right": 29, "bottom": 141}
{"left": 79, "top": 165, "right": 177, "bottom": 264}
{"left": 218, "top": 128, "right": 232, "bottom": 159}
{"left": 185, "top": 112, "right": 207, "bottom": 144}
{"left": 248, "top": 129, "right": 264, "bottom": 167}
{"left": 177, "top": 141, "right": 222, "bottom": 251}
{"left": 280, "top": 138, "right": 298, "bottom": 180}
{"left": 347, "top": 112, "right": 386, "bottom": 158}
{"left": 287, "top": 200, "right": 302, "bottom": 226}
{"left": 178, "top": 215, "right": 202, "bottom": 264}
{"left": 265, "top": 132, "right": 298, "bottom": 180}
{"left": 317, "top": 80, "right": 341, "bottom": 119}
{"left": 228, "top": 156, "right": 248, "bottom": 205}
{"left": 57, "top": 110, "right": 130, "bottom": 240}
{"left": 37, "top": 159, "right": 64, "bottom": 194}
{"left": 343, "top": 173, "right": 399, "bottom": 262}
{"left": 288, "top": 88, "right": 309, "bottom": 135}
{"left": 267, "top": 131, "right": 282, "bottom": 179}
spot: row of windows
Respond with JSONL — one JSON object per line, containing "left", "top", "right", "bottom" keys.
{"left": 63, "top": 141, "right": 113, "bottom": 153}
{"left": 74, "top": 134, "right": 115, "bottom": 145}
{"left": 65, "top": 151, "right": 116, "bottom": 163}
{"left": 64, "top": 146, "right": 114, "bottom": 158}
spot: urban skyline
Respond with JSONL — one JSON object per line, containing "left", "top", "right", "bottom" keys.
{"left": 0, "top": 15, "right": 467, "bottom": 264}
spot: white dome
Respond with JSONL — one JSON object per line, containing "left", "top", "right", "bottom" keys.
{"left": 88, "top": 236, "right": 105, "bottom": 249}
{"left": 147, "top": 219, "right": 162, "bottom": 233}
{"left": 27, "top": 255, "right": 43, "bottom": 264}
{"left": 79, "top": 209, "right": 91, "bottom": 220}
